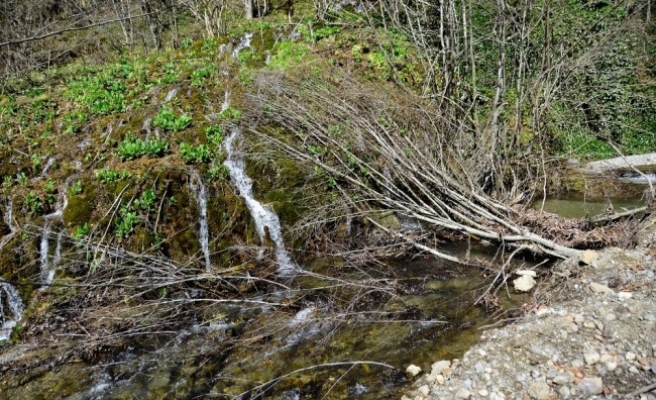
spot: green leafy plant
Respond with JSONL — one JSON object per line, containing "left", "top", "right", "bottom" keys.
{"left": 95, "top": 168, "right": 132, "bottom": 184}
{"left": 153, "top": 106, "right": 192, "bottom": 132}
{"left": 44, "top": 179, "right": 56, "bottom": 205}
{"left": 191, "top": 66, "right": 214, "bottom": 87}
{"left": 73, "top": 223, "right": 90, "bottom": 240}
{"left": 25, "top": 191, "right": 43, "bottom": 215}
{"left": 220, "top": 107, "right": 242, "bottom": 122}
{"left": 16, "top": 172, "right": 28, "bottom": 186}
{"left": 115, "top": 205, "right": 139, "bottom": 239}
{"left": 179, "top": 143, "right": 212, "bottom": 164}
{"left": 208, "top": 164, "right": 229, "bottom": 180}
{"left": 205, "top": 125, "right": 224, "bottom": 145}
{"left": 70, "top": 180, "right": 84, "bottom": 195}
{"left": 133, "top": 189, "right": 157, "bottom": 212}
{"left": 62, "top": 110, "right": 88, "bottom": 135}
{"left": 118, "top": 134, "right": 169, "bottom": 160}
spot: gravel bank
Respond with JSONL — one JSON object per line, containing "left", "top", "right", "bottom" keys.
{"left": 403, "top": 223, "right": 656, "bottom": 400}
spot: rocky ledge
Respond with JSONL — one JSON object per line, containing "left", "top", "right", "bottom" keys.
{"left": 403, "top": 223, "right": 656, "bottom": 400}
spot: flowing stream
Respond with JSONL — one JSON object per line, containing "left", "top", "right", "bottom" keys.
{"left": 190, "top": 170, "right": 212, "bottom": 271}
{"left": 223, "top": 126, "right": 297, "bottom": 275}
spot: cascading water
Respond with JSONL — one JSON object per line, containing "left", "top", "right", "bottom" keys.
{"left": 40, "top": 184, "right": 69, "bottom": 286}
{"left": 223, "top": 126, "right": 297, "bottom": 275}
{"left": 0, "top": 282, "right": 25, "bottom": 342}
{"left": 221, "top": 91, "right": 231, "bottom": 113}
{"left": 0, "top": 199, "right": 16, "bottom": 250}
{"left": 190, "top": 171, "right": 212, "bottom": 271}
{"left": 232, "top": 32, "right": 253, "bottom": 59}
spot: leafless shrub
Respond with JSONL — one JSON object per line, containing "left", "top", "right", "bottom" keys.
{"left": 250, "top": 74, "right": 583, "bottom": 262}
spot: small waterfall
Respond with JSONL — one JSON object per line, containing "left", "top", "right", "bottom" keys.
{"left": 0, "top": 199, "right": 16, "bottom": 250}
{"left": 232, "top": 32, "right": 253, "bottom": 59}
{"left": 39, "top": 221, "right": 52, "bottom": 284}
{"left": 40, "top": 184, "right": 69, "bottom": 286}
{"left": 221, "top": 91, "right": 231, "bottom": 113}
{"left": 0, "top": 282, "right": 25, "bottom": 341}
{"left": 223, "top": 126, "right": 297, "bottom": 275}
{"left": 41, "top": 157, "right": 55, "bottom": 176}
{"left": 190, "top": 171, "right": 212, "bottom": 271}
{"left": 164, "top": 87, "right": 178, "bottom": 103}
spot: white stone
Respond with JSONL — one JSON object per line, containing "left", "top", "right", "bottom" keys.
{"left": 418, "top": 385, "right": 430, "bottom": 396}
{"left": 585, "top": 352, "right": 601, "bottom": 365}
{"left": 454, "top": 388, "right": 471, "bottom": 399}
{"left": 606, "top": 361, "right": 618, "bottom": 371}
{"left": 579, "top": 250, "right": 599, "bottom": 265}
{"left": 479, "top": 389, "right": 489, "bottom": 396}
{"left": 406, "top": 364, "right": 422, "bottom": 376}
{"left": 527, "top": 381, "right": 551, "bottom": 400}
{"left": 436, "top": 374, "right": 445, "bottom": 385}
{"left": 431, "top": 360, "right": 451, "bottom": 374}
{"left": 577, "top": 377, "right": 603, "bottom": 395}
{"left": 513, "top": 275, "right": 536, "bottom": 292}
{"left": 626, "top": 352, "right": 637, "bottom": 361}
{"left": 618, "top": 291, "right": 633, "bottom": 300}
{"left": 515, "top": 269, "right": 537, "bottom": 277}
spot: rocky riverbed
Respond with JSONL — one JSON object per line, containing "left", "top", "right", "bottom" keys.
{"left": 403, "top": 217, "right": 656, "bottom": 400}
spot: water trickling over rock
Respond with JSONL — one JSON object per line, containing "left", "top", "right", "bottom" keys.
{"left": 0, "top": 199, "right": 16, "bottom": 251}
{"left": 40, "top": 184, "right": 69, "bottom": 286}
{"left": 232, "top": 32, "right": 253, "bottom": 59}
{"left": 190, "top": 170, "right": 212, "bottom": 271}
{"left": 0, "top": 283, "right": 25, "bottom": 342}
{"left": 223, "top": 126, "right": 297, "bottom": 275}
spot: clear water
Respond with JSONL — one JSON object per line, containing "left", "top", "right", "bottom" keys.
{"left": 534, "top": 196, "right": 644, "bottom": 219}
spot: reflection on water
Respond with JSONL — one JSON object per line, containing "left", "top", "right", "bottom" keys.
{"left": 534, "top": 196, "right": 644, "bottom": 219}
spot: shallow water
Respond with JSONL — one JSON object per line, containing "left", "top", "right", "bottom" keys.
{"left": 533, "top": 195, "right": 644, "bottom": 219}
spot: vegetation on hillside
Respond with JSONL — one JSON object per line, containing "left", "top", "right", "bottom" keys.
{"left": 0, "top": 0, "right": 654, "bottom": 397}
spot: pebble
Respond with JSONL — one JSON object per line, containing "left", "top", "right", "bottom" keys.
{"left": 418, "top": 385, "right": 430, "bottom": 396}
{"left": 490, "top": 392, "right": 504, "bottom": 400}
{"left": 577, "top": 377, "right": 603, "bottom": 395}
{"left": 527, "top": 381, "right": 551, "bottom": 400}
{"left": 559, "top": 386, "right": 571, "bottom": 398}
{"left": 589, "top": 282, "right": 615, "bottom": 295}
{"left": 645, "top": 314, "right": 656, "bottom": 322}
{"left": 584, "top": 351, "right": 601, "bottom": 365}
{"left": 626, "top": 352, "right": 637, "bottom": 361}
{"left": 406, "top": 364, "right": 422, "bottom": 376}
{"left": 629, "top": 365, "right": 640, "bottom": 373}
{"left": 432, "top": 360, "right": 451, "bottom": 374}
{"left": 618, "top": 291, "right": 633, "bottom": 300}
{"left": 552, "top": 373, "right": 572, "bottom": 385}
{"left": 600, "top": 354, "right": 614, "bottom": 363}
{"left": 454, "top": 388, "right": 471, "bottom": 399}
{"left": 606, "top": 361, "right": 618, "bottom": 371}
{"left": 478, "top": 389, "right": 489, "bottom": 397}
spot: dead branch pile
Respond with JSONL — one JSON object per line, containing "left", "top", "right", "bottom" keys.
{"left": 250, "top": 75, "right": 582, "bottom": 262}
